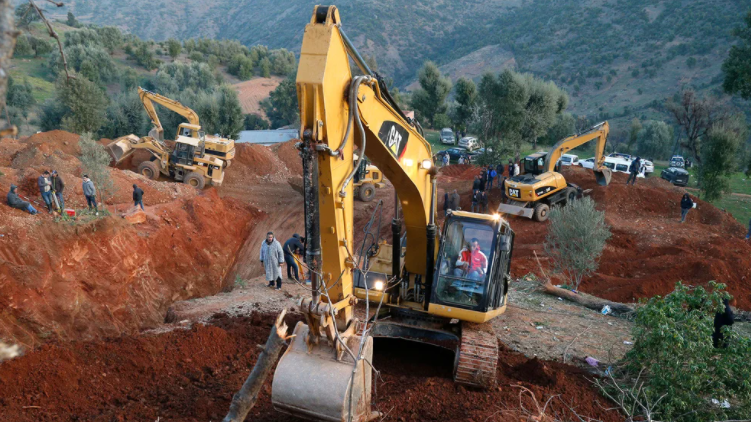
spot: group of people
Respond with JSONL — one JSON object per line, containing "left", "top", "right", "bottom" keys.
{"left": 440, "top": 159, "right": 521, "bottom": 215}
{"left": 6, "top": 170, "right": 147, "bottom": 216}
{"left": 259, "top": 232, "right": 307, "bottom": 290}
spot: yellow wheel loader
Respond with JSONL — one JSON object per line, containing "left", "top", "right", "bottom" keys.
{"left": 499, "top": 122, "right": 613, "bottom": 222}
{"left": 353, "top": 153, "right": 386, "bottom": 202}
{"left": 271, "top": 6, "right": 516, "bottom": 421}
{"left": 107, "top": 88, "right": 235, "bottom": 187}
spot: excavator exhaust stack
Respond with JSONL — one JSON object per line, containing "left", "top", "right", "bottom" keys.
{"left": 272, "top": 322, "right": 376, "bottom": 422}
{"left": 594, "top": 167, "right": 612, "bottom": 186}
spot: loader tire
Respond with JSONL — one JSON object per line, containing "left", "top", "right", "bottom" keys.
{"left": 565, "top": 188, "right": 577, "bottom": 205}
{"left": 533, "top": 203, "right": 549, "bottom": 222}
{"left": 358, "top": 182, "right": 376, "bottom": 202}
{"left": 184, "top": 172, "right": 206, "bottom": 189}
{"left": 138, "top": 161, "right": 160, "bottom": 180}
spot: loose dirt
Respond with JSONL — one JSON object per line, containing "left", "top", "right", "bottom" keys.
{"left": 0, "top": 131, "right": 259, "bottom": 347}
{"left": 0, "top": 311, "right": 622, "bottom": 422}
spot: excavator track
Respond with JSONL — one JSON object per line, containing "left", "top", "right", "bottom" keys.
{"left": 454, "top": 327, "right": 498, "bottom": 389}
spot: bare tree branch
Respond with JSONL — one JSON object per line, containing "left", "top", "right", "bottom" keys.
{"left": 27, "top": 0, "right": 74, "bottom": 80}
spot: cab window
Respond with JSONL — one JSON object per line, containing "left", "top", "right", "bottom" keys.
{"left": 436, "top": 220, "right": 495, "bottom": 308}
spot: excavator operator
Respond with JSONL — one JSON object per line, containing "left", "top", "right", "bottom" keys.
{"left": 454, "top": 238, "right": 488, "bottom": 281}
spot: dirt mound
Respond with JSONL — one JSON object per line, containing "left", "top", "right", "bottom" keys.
{"left": 438, "top": 164, "right": 481, "bottom": 180}
{"left": 0, "top": 131, "right": 260, "bottom": 346}
{"left": 506, "top": 166, "right": 751, "bottom": 309}
{"left": 272, "top": 140, "right": 302, "bottom": 175}
{"left": 0, "top": 314, "right": 621, "bottom": 422}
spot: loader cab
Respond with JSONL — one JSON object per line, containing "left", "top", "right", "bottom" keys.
{"left": 432, "top": 212, "right": 514, "bottom": 314}
{"left": 176, "top": 123, "right": 202, "bottom": 139}
{"left": 172, "top": 137, "right": 200, "bottom": 166}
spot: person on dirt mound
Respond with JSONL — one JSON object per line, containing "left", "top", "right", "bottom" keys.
{"left": 132, "top": 184, "right": 144, "bottom": 211}
{"left": 6, "top": 184, "right": 37, "bottom": 215}
{"left": 51, "top": 170, "right": 65, "bottom": 211}
{"left": 82, "top": 175, "right": 99, "bottom": 216}
{"left": 260, "top": 231, "right": 284, "bottom": 290}
{"left": 450, "top": 189, "right": 461, "bottom": 212}
{"left": 283, "top": 234, "right": 305, "bottom": 283}
{"left": 680, "top": 193, "right": 694, "bottom": 223}
{"left": 472, "top": 175, "right": 481, "bottom": 193}
{"left": 746, "top": 218, "right": 750, "bottom": 240}
{"left": 37, "top": 170, "right": 53, "bottom": 213}
{"left": 626, "top": 156, "right": 642, "bottom": 185}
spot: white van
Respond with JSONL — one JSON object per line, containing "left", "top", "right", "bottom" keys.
{"left": 603, "top": 157, "right": 644, "bottom": 177}
{"left": 558, "top": 154, "right": 579, "bottom": 166}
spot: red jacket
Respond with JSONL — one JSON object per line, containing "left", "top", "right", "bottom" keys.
{"left": 456, "top": 248, "right": 488, "bottom": 274}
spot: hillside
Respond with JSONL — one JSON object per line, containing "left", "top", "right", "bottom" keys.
{"left": 55, "top": 0, "right": 749, "bottom": 117}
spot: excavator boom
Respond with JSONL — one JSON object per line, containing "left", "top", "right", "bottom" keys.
{"left": 544, "top": 121, "right": 612, "bottom": 186}
{"left": 138, "top": 87, "right": 201, "bottom": 141}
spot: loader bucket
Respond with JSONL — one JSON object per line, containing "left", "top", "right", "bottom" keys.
{"left": 594, "top": 167, "right": 612, "bottom": 186}
{"left": 272, "top": 322, "right": 375, "bottom": 422}
{"left": 107, "top": 135, "right": 139, "bottom": 164}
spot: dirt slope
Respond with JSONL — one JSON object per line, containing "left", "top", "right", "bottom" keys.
{"left": 0, "top": 131, "right": 258, "bottom": 347}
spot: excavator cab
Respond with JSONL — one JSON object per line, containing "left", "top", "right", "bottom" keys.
{"left": 433, "top": 211, "right": 513, "bottom": 314}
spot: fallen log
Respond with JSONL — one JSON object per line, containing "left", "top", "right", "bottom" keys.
{"left": 540, "top": 282, "right": 635, "bottom": 315}
{"left": 222, "top": 310, "right": 289, "bottom": 422}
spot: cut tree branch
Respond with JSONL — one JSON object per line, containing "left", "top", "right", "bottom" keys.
{"left": 27, "top": 0, "right": 74, "bottom": 80}
{"left": 222, "top": 310, "right": 290, "bottom": 422}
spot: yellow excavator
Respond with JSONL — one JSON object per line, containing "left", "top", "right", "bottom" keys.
{"left": 271, "top": 6, "right": 515, "bottom": 421}
{"left": 353, "top": 153, "right": 386, "bottom": 202}
{"left": 498, "top": 122, "right": 612, "bottom": 221}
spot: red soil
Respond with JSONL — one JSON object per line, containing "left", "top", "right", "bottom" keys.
{"left": 0, "top": 314, "right": 621, "bottom": 422}
{"left": 0, "top": 131, "right": 259, "bottom": 347}
{"left": 489, "top": 166, "right": 751, "bottom": 308}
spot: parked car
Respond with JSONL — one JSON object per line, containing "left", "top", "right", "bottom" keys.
{"left": 557, "top": 154, "right": 579, "bottom": 166}
{"left": 670, "top": 155, "right": 685, "bottom": 168}
{"left": 457, "top": 136, "right": 480, "bottom": 151}
{"left": 466, "top": 147, "right": 493, "bottom": 162}
{"left": 435, "top": 147, "right": 469, "bottom": 163}
{"left": 579, "top": 157, "right": 596, "bottom": 169}
{"left": 603, "top": 157, "right": 645, "bottom": 178}
{"left": 661, "top": 166, "right": 690, "bottom": 186}
{"left": 641, "top": 159, "right": 654, "bottom": 174}
{"left": 440, "top": 128, "right": 455, "bottom": 145}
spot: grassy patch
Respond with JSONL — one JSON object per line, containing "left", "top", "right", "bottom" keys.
{"left": 711, "top": 195, "right": 751, "bottom": 226}
{"left": 8, "top": 58, "right": 56, "bottom": 103}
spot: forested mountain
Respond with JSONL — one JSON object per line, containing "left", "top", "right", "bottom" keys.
{"left": 48, "top": 0, "right": 749, "bottom": 117}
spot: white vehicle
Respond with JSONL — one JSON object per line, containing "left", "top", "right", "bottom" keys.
{"left": 457, "top": 136, "right": 480, "bottom": 151}
{"left": 670, "top": 155, "right": 685, "bottom": 168}
{"left": 557, "top": 154, "right": 579, "bottom": 166}
{"left": 608, "top": 152, "right": 632, "bottom": 161}
{"left": 579, "top": 157, "right": 596, "bottom": 169}
{"left": 642, "top": 159, "right": 654, "bottom": 174}
{"left": 440, "top": 128, "right": 455, "bottom": 145}
{"left": 603, "top": 157, "right": 645, "bottom": 178}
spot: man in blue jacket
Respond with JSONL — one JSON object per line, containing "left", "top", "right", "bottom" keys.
{"left": 283, "top": 234, "right": 305, "bottom": 282}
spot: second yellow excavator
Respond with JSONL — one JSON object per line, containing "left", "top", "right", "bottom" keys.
{"left": 499, "top": 122, "right": 612, "bottom": 221}
{"left": 270, "top": 6, "right": 515, "bottom": 422}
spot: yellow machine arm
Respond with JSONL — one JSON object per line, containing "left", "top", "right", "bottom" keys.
{"left": 296, "top": 5, "right": 435, "bottom": 322}
{"left": 272, "top": 6, "right": 437, "bottom": 421}
{"left": 544, "top": 121, "right": 610, "bottom": 173}
{"left": 138, "top": 87, "right": 201, "bottom": 141}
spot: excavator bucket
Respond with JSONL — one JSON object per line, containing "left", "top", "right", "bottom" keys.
{"left": 272, "top": 322, "right": 375, "bottom": 422}
{"left": 107, "top": 135, "right": 140, "bottom": 164}
{"left": 594, "top": 167, "right": 612, "bottom": 186}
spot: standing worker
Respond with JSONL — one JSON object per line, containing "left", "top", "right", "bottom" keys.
{"left": 38, "top": 170, "right": 53, "bottom": 213}
{"left": 479, "top": 190, "right": 489, "bottom": 213}
{"left": 479, "top": 167, "right": 487, "bottom": 192}
{"left": 746, "top": 218, "right": 750, "bottom": 240}
{"left": 283, "top": 233, "right": 305, "bottom": 282}
{"left": 132, "top": 184, "right": 145, "bottom": 211}
{"left": 626, "top": 157, "right": 641, "bottom": 185}
{"left": 450, "top": 189, "right": 461, "bottom": 212}
{"left": 6, "top": 185, "right": 37, "bottom": 215}
{"left": 82, "top": 175, "right": 99, "bottom": 215}
{"left": 442, "top": 153, "right": 449, "bottom": 167}
{"left": 471, "top": 190, "right": 481, "bottom": 213}
{"left": 680, "top": 193, "right": 694, "bottom": 223}
{"left": 487, "top": 167, "right": 497, "bottom": 190}
{"left": 513, "top": 161, "right": 520, "bottom": 177}
{"left": 472, "top": 175, "right": 481, "bottom": 193}
{"left": 51, "top": 170, "right": 65, "bottom": 211}
{"left": 260, "top": 231, "right": 284, "bottom": 290}
{"left": 443, "top": 192, "right": 449, "bottom": 216}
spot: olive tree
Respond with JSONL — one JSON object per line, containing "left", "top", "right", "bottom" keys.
{"left": 543, "top": 197, "right": 611, "bottom": 291}
{"left": 410, "top": 61, "right": 452, "bottom": 127}
{"left": 79, "top": 133, "right": 117, "bottom": 210}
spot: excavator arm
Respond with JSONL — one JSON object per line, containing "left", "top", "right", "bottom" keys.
{"left": 543, "top": 121, "right": 612, "bottom": 186}
{"left": 272, "top": 6, "right": 436, "bottom": 421}
{"left": 138, "top": 87, "right": 201, "bottom": 141}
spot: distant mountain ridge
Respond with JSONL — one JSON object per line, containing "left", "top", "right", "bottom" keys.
{"left": 53, "top": 0, "right": 749, "bottom": 116}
